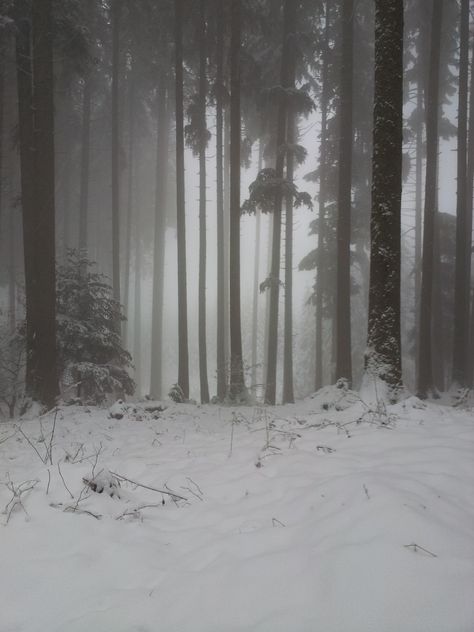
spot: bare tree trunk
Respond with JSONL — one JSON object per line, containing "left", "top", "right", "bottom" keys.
{"left": 30, "top": 0, "right": 59, "bottom": 406}
{"left": 9, "top": 209, "right": 16, "bottom": 334}
{"left": 315, "top": 1, "right": 330, "bottom": 393}
{"left": 251, "top": 141, "right": 263, "bottom": 394}
{"left": 453, "top": 0, "right": 470, "bottom": 387}
{"left": 228, "top": 0, "right": 245, "bottom": 399}
{"left": 265, "top": 0, "right": 296, "bottom": 405}
{"left": 335, "top": 0, "right": 354, "bottom": 386}
{"left": 111, "top": 0, "right": 121, "bottom": 305}
{"left": 216, "top": 0, "right": 226, "bottom": 401}
{"left": 224, "top": 99, "right": 231, "bottom": 389}
{"left": 198, "top": 0, "right": 210, "bottom": 404}
{"left": 175, "top": 0, "right": 189, "bottom": 399}
{"left": 123, "top": 66, "right": 136, "bottom": 348}
{"left": 150, "top": 81, "right": 170, "bottom": 399}
{"left": 79, "top": 76, "right": 91, "bottom": 252}
{"left": 133, "top": 197, "right": 142, "bottom": 395}
{"left": 414, "top": 80, "right": 423, "bottom": 379}
{"left": 366, "top": 0, "right": 403, "bottom": 396}
{"left": 466, "top": 31, "right": 474, "bottom": 387}
{"left": 282, "top": 114, "right": 296, "bottom": 404}
{"left": 418, "top": 0, "right": 442, "bottom": 399}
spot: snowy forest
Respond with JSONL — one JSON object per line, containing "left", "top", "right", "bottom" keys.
{"left": 0, "top": 1, "right": 473, "bottom": 631}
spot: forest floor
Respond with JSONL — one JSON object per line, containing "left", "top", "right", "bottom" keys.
{"left": 0, "top": 386, "right": 473, "bottom": 632}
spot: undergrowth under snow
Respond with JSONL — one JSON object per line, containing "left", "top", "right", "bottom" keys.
{"left": 1, "top": 387, "right": 473, "bottom": 632}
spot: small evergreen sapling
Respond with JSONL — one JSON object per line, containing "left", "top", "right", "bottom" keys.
{"left": 57, "top": 250, "right": 134, "bottom": 403}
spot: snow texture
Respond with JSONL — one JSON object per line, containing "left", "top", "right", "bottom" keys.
{"left": 1, "top": 392, "right": 473, "bottom": 631}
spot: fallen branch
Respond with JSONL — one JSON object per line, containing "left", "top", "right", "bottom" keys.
{"left": 404, "top": 543, "right": 437, "bottom": 558}
{"left": 109, "top": 471, "right": 187, "bottom": 501}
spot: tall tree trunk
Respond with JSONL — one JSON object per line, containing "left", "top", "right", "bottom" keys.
{"left": 198, "top": 0, "right": 210, "bottom": 404}
{"left": 30, "top": 0, "right": 59, "bottom": 405}
{"left": 414, "top": 79, "right": 423, "bottom": 379}
{"left": 111, "top": 0, "right": 121, "bottom": 304}
{"left": 9, "top": 209, "right": 16, "bottom": 334}
{"left": 282, "top": 116, "right": 296, "bottom": 404}
{"left": 15, "top": 2, "right": 36, "bottom": 392}
{"left": 315, "top": 1, "right": 330, "bottom": 392}
{"left": 452, "top": 0, "right": 470, "bottom": 387}
{"left": 335, "top": 0, "right": 354, "bottom": 386}
{"left": 79, "top": 76, "right": 91, "bottom": 252}
{"left": 224, "top": 97, "right": 231, "bottom": 388}
{"left": 123, "top": 66, "right": 136, "bottom": 348}
{"left": 466, "top": 32, "right": 474, "bottom": 387}
{"left": 417, "top": 0, "right": 443, "bottom": 399}
{"left": 175, "top": 0, "right": 189, "bottom": 399}
{"left": 251, "top": 141, "right": 263, "bottom": 393}
{"left": 216, "top": 0, "right": 226, "bottom": 401}
{"left": 228, "top": 0, "right": 245, "bottom": 399}
{"left": 133, "top": 198, "right": 142, "bottom": 395}
{"left": 366, "top": 0, "right": 403, "bottom": 396}
{"left": 265, "top": 0, "right": 296, "bottom": 405}
{"left": 150, "top": 81, "right": 170, "bottom": 399}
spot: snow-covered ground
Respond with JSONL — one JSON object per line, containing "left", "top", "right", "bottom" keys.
{"left": 1, "top": 389, "right": 473, "bottom": 632}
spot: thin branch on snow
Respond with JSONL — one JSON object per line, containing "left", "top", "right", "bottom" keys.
{"left": 109, "top": 471, "right": 188, "bottom": 501}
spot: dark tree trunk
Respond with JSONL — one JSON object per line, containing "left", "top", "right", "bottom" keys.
{"left": 175, "top": 0, "right": 189, "bottom": 399}
{"left": 15, "top": 2, "right": 36, "bottom": 392}
{"left": 79, "top": 76, "right": 91, "bottom": 252}
{"left": 251, "top": 141, "right": 263, "bottom": 394}
{"left": 282, "top": 116, "right": 296, "bottom": 404}
{"left": 30, "top": 0, "right": 59, "bottom": 406}
{"left": 216, "top": 0, "right": 226, "bottom": 401}
{"left": 150, "top": 81, "right": 170, "bottom": 399}
{"left": 414, "top": 79, "right": 423, "bottom": 379}
{"left": 315, "top": 1, "right": 330, "bottom": 393}
{"left": 417, "top": 0, "right": 443, "bottom": 399}
{"left": 366, "top": 0, "right": 403, "bottom": 396}
{"left": 228, "top": 0, "right": 245, "bottom": 399}
{"left": 9, "top": 209, "right": 17, "bottom": 334}
{"left": 123, "top": 66, "right": 136, "bottom": 348}
{"left": 452, "top": 0, "right": 470, "bottom": 387}
{"left": 133, "top": 192, "right": 142, "bottom": 395}
{"left": 111, "top": 0, "right": 121, "bottom": 304}
{"left": 198, "top": 0, "right": 210, "bottom": 404}
{"left": 466, "top": 31, "right": 474, "bottom": 387}
{"left": 223, "top": 97, "right": 231, "bottom": 386}
{"left": 335, "top": 0, "right": 354, "bottom": 386}
{"left": 265, "top": 0, "right": 296, "bottom": 405}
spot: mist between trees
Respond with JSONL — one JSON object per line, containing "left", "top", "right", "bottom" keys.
{"left": 0, "top": 0, "right": 472, "bottom": 412}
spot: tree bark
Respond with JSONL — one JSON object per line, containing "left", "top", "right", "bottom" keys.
{"left": 175, "top": 0, "right": 189, "bottom": 399}
{"left": 111, "top": 0, "right": 121, "bottom": 305}
{"left": 417, "top": 0, "right": 443, "bottom": 399}
{"left": 265, "top": 0, "right": 296, "bottom": 405}
{"left": 198, "top": 0, "right": 210, "bottom": 404}
{"left": 30, "top": 0, "right": 59, "bottom": 406}
{"left": 150, "top": 81, "right": 170, "bottom": 399}
{"left": 335, "top": 0, "right": 354, "bottom": 386}
{"left": 79, "top": 76, "right": 91, "bottom": 252}
{"left": 228, "top": 0, "right": 245, "bottom": 399}
{"left": 366, "top": 0, "right": 403, "bottom": 396}
{"left": 216, "top": 0, "right": 226, "bottom": 401}
{"left": 452, "top": 0, "right": 470, "bottom": 387}
{"left": 251, "top": 141, "right": 263, "bottom": 394}
{"left": 315, "top": 1, "right": 330, "bottom": 393}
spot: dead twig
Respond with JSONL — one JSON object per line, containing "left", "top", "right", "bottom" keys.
{"left": 15, "top": 425, "right": 46, "bottom": 464}
{"left": 57, "top": 461, "right": 74, "bottom": 499}
{"left": 404, "top": 543, "right": 437, "bottom": 557}
{"left": 109, "top": 471, "right": 187, "bottom": 501}
{"left": 3, "top": 478, "right": 39, "bottom": 523}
